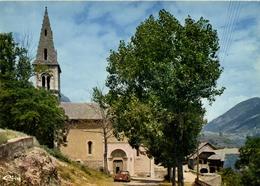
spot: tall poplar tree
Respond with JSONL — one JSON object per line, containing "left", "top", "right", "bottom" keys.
{"left": 106, "top": 10, "right": 224, "bottom": 186}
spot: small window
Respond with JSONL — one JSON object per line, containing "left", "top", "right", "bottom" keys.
{"left": 42, "top": 76, "right": 45, "bottom": 87}
{"left": 47, "top": 76, "right": 50, "bottom": 90}
{"left": 44, "top": 48, "right": 47, "bottom": 60}
{"left": 88, "top": 141, "right": 92, "bottom": 154}
{"left": 44, "top": 29, "right": 47, "bottom": 36}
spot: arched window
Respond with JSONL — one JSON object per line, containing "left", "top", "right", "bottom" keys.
{"left": 88, "top": 141, "right": 93, "bottom": 154}
{"left": 42, "top": 76, "right": 45, "bottom": 88}
{"left": 44, "top": 48, "right": 47, "bottom": 60}
{"left": 47, "top": 76, "right": 50, "bottom": 90}
{"left": 44, "top": 29, "right": 47, "bottom": 36}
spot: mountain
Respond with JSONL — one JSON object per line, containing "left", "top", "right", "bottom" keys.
{"left": 60, "top": 93, "right": 71, "bottom": 102}
{"left": 204, "top": 97, "right": 260, "bottom": 135}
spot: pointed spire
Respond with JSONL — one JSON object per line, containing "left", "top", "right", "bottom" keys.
{"left": 34, "top": 7, "right": 58, "bottom": 65}
{"left": 45, "top": 6, "right": 48, "bottom": 15}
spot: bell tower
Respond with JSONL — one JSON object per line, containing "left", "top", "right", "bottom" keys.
{"left": 33, "top": 7, "right": 61, "bottom": 98}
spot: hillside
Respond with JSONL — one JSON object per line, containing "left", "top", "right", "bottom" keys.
{"left": 0, "top": 129, "right": 120, "bottom": 186}
{"left": 204, "top": 97, "right": 260, "bottom": 135}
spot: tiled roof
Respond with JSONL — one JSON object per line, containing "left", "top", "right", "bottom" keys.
{"left": 60, "top": 102, "right": 102, "bottom": 120}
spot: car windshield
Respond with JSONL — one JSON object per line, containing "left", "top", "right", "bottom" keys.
{"left": 120, "top": 171, "right": 129, "bottom": 175}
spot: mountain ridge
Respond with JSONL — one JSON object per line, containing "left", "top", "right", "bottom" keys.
{"left": 204, "top": 97, "right": 260, "bottom": 135}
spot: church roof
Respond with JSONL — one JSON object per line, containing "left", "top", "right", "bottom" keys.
{"left": 60, "top": 102, "right": 102, "bottom": 120}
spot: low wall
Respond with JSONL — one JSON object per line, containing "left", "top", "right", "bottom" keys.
{"left": 195, "top": 178, "right": 211, "bottom": 186}
{"left": 195, "top": 175, "right": 221, "bottom": 186}
{"left": 0, "top": 136, "right": 34, "bottom": 159}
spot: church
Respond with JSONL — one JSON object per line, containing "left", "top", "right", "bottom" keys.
{"left": 33, "top": 7, "right": 166, "bottom": 178}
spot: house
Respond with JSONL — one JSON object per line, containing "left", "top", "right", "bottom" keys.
{"left": 188, "top": 142, "right": 239, "bottom": 173}
{"left": 33, "top": 7, "right": 166, "bottom": 178}
{"left": 188, "top": 142, "right": 216, "bottom": 170}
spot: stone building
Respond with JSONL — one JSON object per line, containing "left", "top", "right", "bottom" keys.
{"left": 34, "top": 7, "right": 166, "bottom": 178}
{"left": 33, "top": 7, "right": 61, "bottom": 98}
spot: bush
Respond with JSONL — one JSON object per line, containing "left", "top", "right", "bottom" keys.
{"left": 220, "top": 168, "right": 241, "bottom": 186}
{"left": 0, "top": 134, "right": 8, "bottom": 145}
{"left": 42, "top": 146, "right": 71, "bottom": 163}
{"left": 43, "top": 146, "right": 91, "bottom": 176}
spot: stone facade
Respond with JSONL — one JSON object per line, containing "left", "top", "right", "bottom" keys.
{"left": 34, "top": 8, "right": 167, "bottom": 178}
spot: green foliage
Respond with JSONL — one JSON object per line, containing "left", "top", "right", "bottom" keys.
{"left": 43, "top": 146, "right": 92, "bottom": 175}
{"left": 0, "top": 129, "right": 27, "bottom": 145}
{"left": 220, "top": 168, "right": 241, "bottom": 186}
{"left": 106, "top": 10, "right": 223, "bottom": 161}
{"left": 105, "top": 9, "right": 223, "bottom": 184}
{"left": 0, "top": 33, "right": 67, "bottom": 148}
{"left": 43, "top": 146, "right": 71, "bottom": 163}
{"left": 92, "top": 87, "right": 108, "bottom": 110}
{"left": 236, "top": 137, "right": 260, "bottom": 186}
{"left": 0, "top": 33, "right": 32, "bottom": 85}
{"left": 0, "top": 134, "right": 8, "bottom": 145}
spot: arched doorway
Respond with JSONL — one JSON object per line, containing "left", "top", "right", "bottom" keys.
{"left": 110, "top": 149, "right": 127, "bottom": 174}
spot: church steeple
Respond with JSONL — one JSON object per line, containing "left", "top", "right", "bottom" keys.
{"left": 33, "top": 7, "right": 61, "bottom": 99}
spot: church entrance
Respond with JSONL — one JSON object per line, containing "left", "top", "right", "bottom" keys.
{"left": 113, "top": 160, "right": 123, "bottom": 173}
{"left": 110, "top": 149, "right": 127, "bottom": 174}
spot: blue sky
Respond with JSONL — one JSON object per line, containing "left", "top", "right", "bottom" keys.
{"left": 0, "top": 1, "right": 260, "bottom": 122}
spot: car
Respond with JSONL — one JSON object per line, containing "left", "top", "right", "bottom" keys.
{"left": 113, "top": 170, "right": 131, "bottom": 182}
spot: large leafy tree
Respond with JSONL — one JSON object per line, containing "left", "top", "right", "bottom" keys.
{"left": 236, "top": 137, "right": 260, "bottom": 186}
{"left": 0, "top": 33, "right": 67, "bottom": 148}
{"left": 106, "top": 10, "right": 223, "bottom": 186}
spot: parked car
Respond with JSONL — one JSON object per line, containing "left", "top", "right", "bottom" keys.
{"left": 114, "top": 170, "right": 131, "bottom": 182}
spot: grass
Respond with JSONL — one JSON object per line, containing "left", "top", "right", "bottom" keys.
{"left": 0, "top": 135, "right": 8, "bottom": 145}
{"left": 57, "top": 160, "right": 114, "bottom": 186}
{"left": 0, "top": 129, "right": 27, "bottom": 145}
{"left": 43, "top": 146, "right": 71, "bottom": 163}
{"left": 42, "top": 146, "right": 114, "bottom": 185}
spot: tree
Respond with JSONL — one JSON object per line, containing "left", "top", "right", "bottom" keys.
{"left": 220, "top": 168, "right": 241, "bottom": 186}
{"left": 0, "top": 33, "right": 67, "bottom": 148}
{"left": 236, "top": 137, "right": 260, "bottom": 186}
{"left": 92, "top": 87, "right": 113, "bottom": 174}
{"left": 106, "top": 10, "right": 223, "bottom": 186}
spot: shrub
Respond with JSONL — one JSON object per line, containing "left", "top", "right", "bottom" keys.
{"left": 0, "top": 133, "right": 8, "bottom": 145}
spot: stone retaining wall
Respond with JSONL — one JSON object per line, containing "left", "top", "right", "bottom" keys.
{"left": 0, "top": 136, "right": 34, "bottom": 159}
{"left": 195, "top": 175, "right": 221, "bottom": 186}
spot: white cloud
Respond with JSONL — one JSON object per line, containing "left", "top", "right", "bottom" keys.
{"left": 1, "top": 1, "right": 260, "bottom": 122}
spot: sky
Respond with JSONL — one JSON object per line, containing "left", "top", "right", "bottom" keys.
{"left": 0, "top": 1, "right": 260, "bottom": 122}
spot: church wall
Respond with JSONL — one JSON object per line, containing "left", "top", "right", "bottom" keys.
{"left": 134, "top": 151, "right": 152, "bottom": 177}
{"left": 60, "top": 128, "right": 104, "bottom": 170}
{"left": 61, "top": 121, "right": 167, "bottom": 178}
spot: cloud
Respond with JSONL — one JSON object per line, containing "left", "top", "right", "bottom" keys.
{"left": 1, "top": 1, "right": 260, "bottom": 122}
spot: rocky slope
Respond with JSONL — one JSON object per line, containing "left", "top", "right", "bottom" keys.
{"left": 204, "top": 97, "right": 260, "bottom": 135}
{"left": 0, "top": 130, "right": 118, "bottom": 186}
{"left": 0, "top": 147, "right": 60, "bottom": 185}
